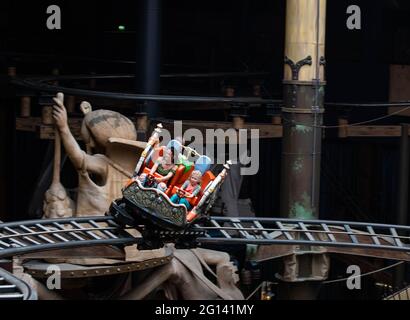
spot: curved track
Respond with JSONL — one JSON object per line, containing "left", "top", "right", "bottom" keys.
{"left": 0, "top": 268, "right": 37, "bottom": 300}
{"left": 0, "top": 215, "right": 409, "bottom": 300}
{"left": 0, "top": 216, "right": 409, "bottom": 259}
{"left": 197, "top": 217, "right": 410, "bottom": 252}
{"left": 0, "top": 216, "right": 139, "bottom": 259}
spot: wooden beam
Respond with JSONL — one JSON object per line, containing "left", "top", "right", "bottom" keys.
{"left": 344, "top": 125, "right": 410, "bottom": 138}
{"left": 16, "top": 117, "right": 284, "bottom": 139}
{"left": 159, "top": 120, "right": 283, "bottom": 139}
{"left": 16, "top": 116, "right": 410, "bottom": 140}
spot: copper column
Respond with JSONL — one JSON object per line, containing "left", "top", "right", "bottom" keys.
{"left": 278, "top": 0, "right": 328, "bottom": 298}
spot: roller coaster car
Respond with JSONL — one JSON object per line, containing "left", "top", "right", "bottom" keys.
{"left": 108, "top": 126, "right": 231, "bottom": 249}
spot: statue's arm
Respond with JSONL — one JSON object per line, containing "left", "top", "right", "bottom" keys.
{"left": 120, "top": 263, "right": 174, "bottom": 300}
{"left": 193, "top": 248, "right": 230, "bottom": 266}
{"left": 52, "top": 95, "right": 106, "bottom": 175}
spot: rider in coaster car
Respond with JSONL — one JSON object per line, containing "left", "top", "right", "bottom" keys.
{"left": 170, "top": 170, "right": 202, "bottom": 210}
{"left": 139, "top": 149, "right": 178, "bottom": 192}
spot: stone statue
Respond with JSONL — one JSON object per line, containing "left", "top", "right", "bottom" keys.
{"left": 25, "top": 93, "right": 244, "bottom": 301}
{"left": 121, "top": 247, "right": 244, "bottom": 300}
{"left": 51, "top": 93, "right": 145, "bottom": 217}
{"left": 14, "top": 247, "right": 244, "bottom": 300}
{"left": 43, "top": 93, "right": 75, "bottom": 219}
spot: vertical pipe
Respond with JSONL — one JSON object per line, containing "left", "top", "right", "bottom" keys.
{"left": 6, "top": 67, "right": 17, "bottom": 220}
{"left": 395, "top": 124, "right": 409, "bottom": 288}
{"left": 136, "top": 0, "right": 162, "bottom": 118}
{"left": 397, "top": 124, "right": 409, "bottom": 226}
{"left": 278, "top": 0, "right": 327, "bottom": 299}
{"left": 280, "top": 0, "right": 326, "bottom": 220}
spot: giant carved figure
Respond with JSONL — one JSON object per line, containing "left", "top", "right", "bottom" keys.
{"left": 27, "top": 93, "right": 244, "bottom": 300}
{"left": 122, "top": 247, "right": 244, "bottom": 300}
{"left": 50, "top": 93, "right": 145, "bottom": 217}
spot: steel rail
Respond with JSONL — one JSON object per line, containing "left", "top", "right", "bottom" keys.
{"left": 0, "top": 216, "right": 409, "bottom": 259}
{"left": 194, "top": 217, "right": 410, "bottom": 253}
{"left": 0, "top": 216, "right": 139, "bottom": 259}
{"left": 0, "top": 268, "right": 37, "bottom": 300}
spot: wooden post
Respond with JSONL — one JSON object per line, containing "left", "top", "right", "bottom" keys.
{"left": 89, "top": 72, "right": 96, "bottom": 89}
{"left": 66, "top": 96, "right": 76, "bottom": 114}
{"left": 252, "top": 84, "right": 261, "bottom": 97}
{"left": 338, "top": 118, "right": 349, "bottom": 138}
{"left": 52, "top": 68, "right": 60, "bottom": 86}
{"left": 135, "top": 112, "right": 149, "bottom": 141}
{"left": 39, "top": 95, "right": 57, "bottom": 126}
{"left": 272, "top": 116, "right": 282, "bottom": 125}
{"left": 7, "top": 66, "right": 16, "bottom": 77}
{"left": 224, "top": 86, "right": 246, "bottom": 129}
{"left": 224, "top": 86, "right": 235, "bottom": 98}
{"left": 233, "top": 116, "right": 245, "bottom": 130}
{"left": 42, "top": 106, "right": 54, "bottom": 125}
{"left": 20, "top": 96, "right": 31, "bottom": 118}
{"left": 266, "top": 103, "right": 282, "bottom": 125}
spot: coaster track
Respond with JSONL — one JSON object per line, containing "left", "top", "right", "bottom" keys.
{"left": 0, "top": 216, "right": 409, "bottom": 259}
{"left": 196, "top": 217, "right": 410, "bottom": 253}
{"left": 0, "top": 216, "right": 139, "bottom": 259}
{"left": 0, "top": 215, "right": 409, "bottom": 300}
{"left": 0, "top": 268, "right": 37, "bottom": 300}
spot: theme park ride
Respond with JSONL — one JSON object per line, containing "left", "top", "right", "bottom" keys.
{"left": 0, "top": 122, "right": 410, "bottom": 299}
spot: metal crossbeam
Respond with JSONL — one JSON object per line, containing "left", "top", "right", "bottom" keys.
{"left": 0, "top": 216, "right": 139, "bottom": 259}
{"left": 0, "top": 268, "right": 37, "bottom": 300}
{"left": 195, "top": 217, "right": 410, "bottom": 253}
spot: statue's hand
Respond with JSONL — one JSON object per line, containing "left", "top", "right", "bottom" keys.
{"left": 52, "top": 93, "right": 68, "bottom": 131}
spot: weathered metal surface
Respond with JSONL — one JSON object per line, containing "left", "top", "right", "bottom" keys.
{"left": 23, "top": 254, "right": 173, "bottom": 279}
{"left": 280, "top": 107, "right": 323, "bottom": 220}
{"left": 284, "top": 56, "right": 313, "bottom": 80}
{"left": 18, "top": 245, "right": 125, "bottom": 260}
{"left": 123, "top": 181, "right": 187, "bottom": 228}
{"left": 280, "top": 0, "right": 327, "bottom": 222}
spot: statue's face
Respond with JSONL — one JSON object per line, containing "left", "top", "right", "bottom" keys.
{"left": 80, "top": 101, "right": 92, "bottom": 115}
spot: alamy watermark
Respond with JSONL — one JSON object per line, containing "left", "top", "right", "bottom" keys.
{"left": 346, "top": 265, "right": 361, "bottom": 290}
{"left": 46, "top": 264, "right": 61, "bottom": 290}
{"left": 46, "top": 4, "right": 362, "bottom": 31}
{"left": 346, "top": 5, "right": 361, "bottom": 30}
{"left": 156, "top": 121, "right": 259, "bottom": 176}
{"left": 46, "top": 5, "right": 61, "bottom": 30}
